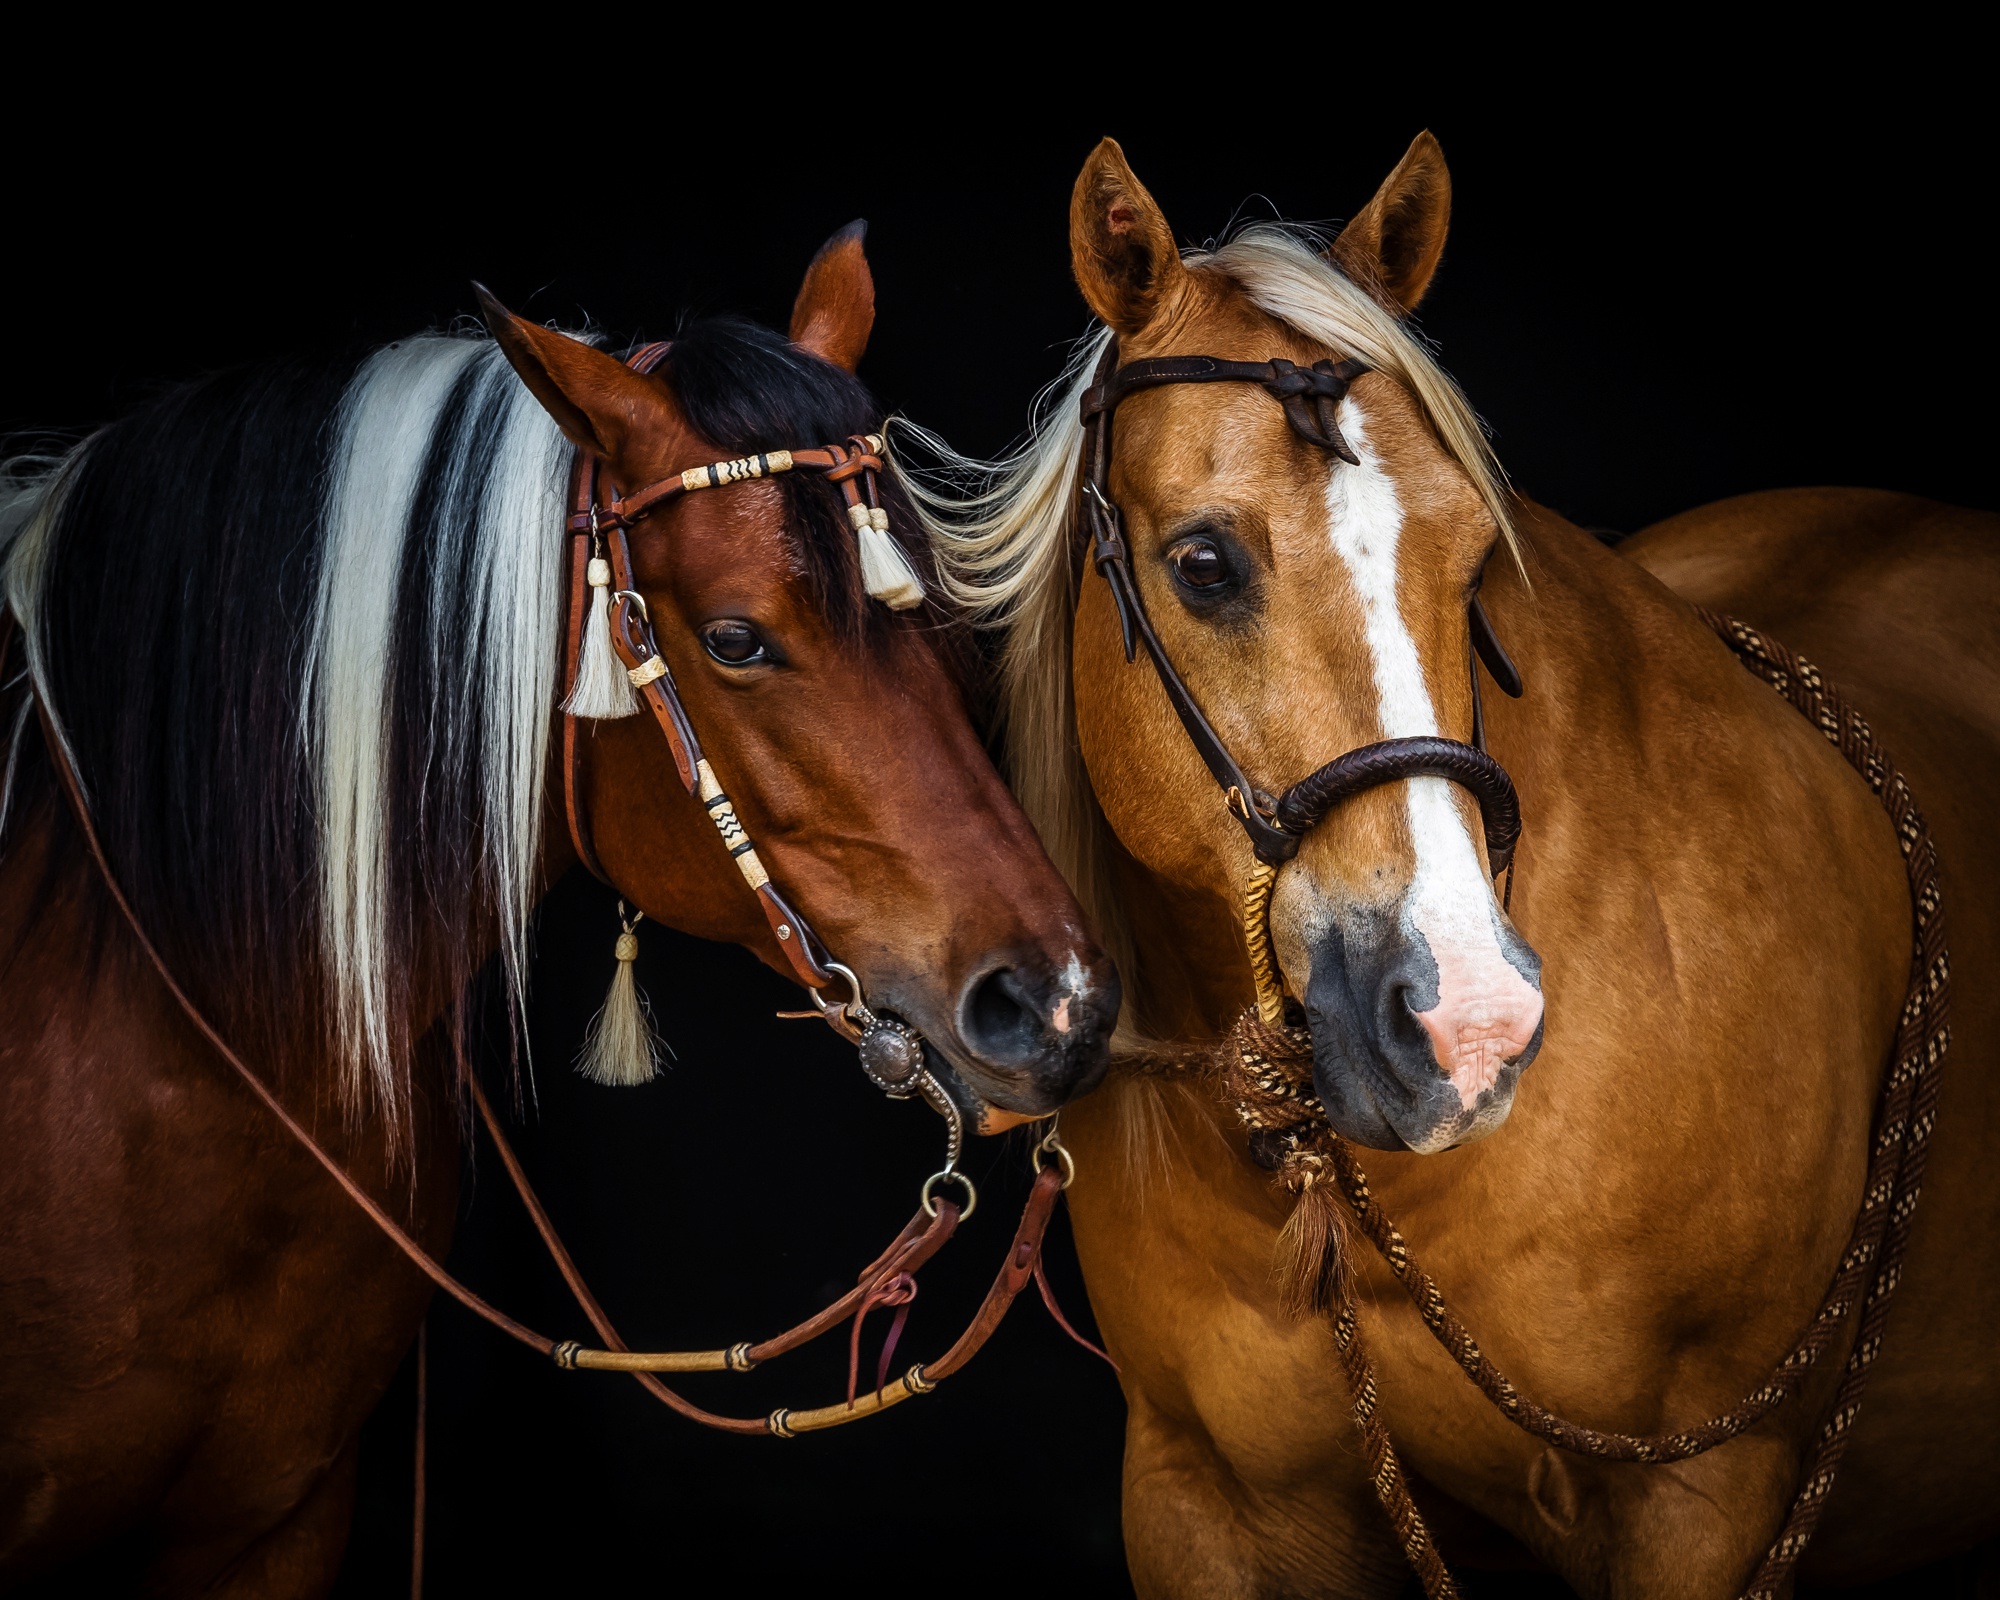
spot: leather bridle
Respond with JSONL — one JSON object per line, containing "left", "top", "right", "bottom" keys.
{"left": 1076, "top": 338, "right": 1526, "bottom": 1018}
{"left": 562, "top": 341, "right": 957, "bottom": 1132}
{"left": 3, "top": 333, "right": 1110, "bottom": 1448}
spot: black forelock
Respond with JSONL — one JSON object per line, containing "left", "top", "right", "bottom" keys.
{"left": 660, "top": 317, "right": 947, "bottom": 643}
{"left": 666, "top": 316, "right": 876, "bottom": 453}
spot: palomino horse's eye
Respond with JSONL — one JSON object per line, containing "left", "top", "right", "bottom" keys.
{"left": 1169, "top": 538, "right": 1230, "bottom": 591}
{"left": 701, "top": 621, "right": 768, "bottom": 665}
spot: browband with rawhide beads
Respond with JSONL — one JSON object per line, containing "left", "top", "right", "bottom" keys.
{"left": 568, "top": 435, "right": 890, "bottom": 527}
{"left": 680, "top": 450, "right": 793, "bottom": 491}
{"left": 564, "top": 432, "right": 922, "bottom": 613}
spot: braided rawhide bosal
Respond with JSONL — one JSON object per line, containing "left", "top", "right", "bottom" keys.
{"left": 1223, "top": 612, "right": 1950, "bottom": 1599}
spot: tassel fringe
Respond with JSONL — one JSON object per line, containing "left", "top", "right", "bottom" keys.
{"left": 565, "top": 561, "right": 638, "bottom": 719}
{"left": 577, "top": 907, "right": 663, "bottom": 1086}
{"left": 1276, "top": 1175, "right": 1351, "bottom": 1319}
{"left": 855, "top": 509, "right": 925, "bottom": 611}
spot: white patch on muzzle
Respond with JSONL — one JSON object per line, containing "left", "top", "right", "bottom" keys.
{"left": 1324, "top": 401, "right": 1542, "bottom": 1110}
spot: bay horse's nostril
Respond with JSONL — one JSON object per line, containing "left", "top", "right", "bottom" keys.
{"left": 963, "top": 966, "right": 1042, "bottom": 1067}
{"left": 952, "top": 957, "right": 1118, "bottom": 1109}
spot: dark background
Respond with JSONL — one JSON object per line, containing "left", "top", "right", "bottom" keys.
{"left": 6, "top": 51, "right": 1992, "bottom": 1599}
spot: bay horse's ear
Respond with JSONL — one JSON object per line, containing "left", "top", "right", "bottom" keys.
{"left": 474, "top": 284, "right": 663, "bottom": 461}
{"left": 1328, "top": 131, "right": 1453, "bottom": 314}
{"left": 1070, "top": 138, "right": 1188, "bottom": 336}
{"left": 789, "top": 220, "right": 874, "bottom": 372}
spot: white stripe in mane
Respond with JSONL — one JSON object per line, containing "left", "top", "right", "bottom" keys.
{"left": 308, "top": 335, "right": 570, "bottom": 1116}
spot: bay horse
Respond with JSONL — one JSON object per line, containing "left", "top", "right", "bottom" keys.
{"left": 0, "top": 227, "right": 1116, "bottom": 1595}
{"left": 913, "top": 137, "right": 2000, "bottom": 1592}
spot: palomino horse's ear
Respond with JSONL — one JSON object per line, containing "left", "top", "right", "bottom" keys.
{"left": 1327, "top": 132, "right": 1453, "bottom": 314}
{"left": 473, "top": 284, "right": 662, "bottom": 460}
{"left": 1070, "top": 137, "right": 1188, "bottom": 336}
{"left": 789, "top": 220, "right": 874, "bottom": 372}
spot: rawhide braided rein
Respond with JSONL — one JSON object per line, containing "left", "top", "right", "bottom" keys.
{"left": 1220, "top": 611, "right": 1950, "bottom": 1600}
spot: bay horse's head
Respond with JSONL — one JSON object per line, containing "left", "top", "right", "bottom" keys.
{"left": 483, "top": 228, "right": 1116, "bottom": 1126}
{"left": 1058, "top": 139, "right": 1542, "bottom": 1152}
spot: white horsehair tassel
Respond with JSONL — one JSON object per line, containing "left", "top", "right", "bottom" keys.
{"left": 577, "top": 903, "right": 664, "bottom": 1087}
{"left": 850, "top": 503, "right": 925, "bottom": 611}
{"left": 565, "top": 554, "right": 639, "bottom": 718}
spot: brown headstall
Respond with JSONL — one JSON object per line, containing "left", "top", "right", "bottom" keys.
{"left": 1076, "top": 339, "right": 1524, "bottom": 1020}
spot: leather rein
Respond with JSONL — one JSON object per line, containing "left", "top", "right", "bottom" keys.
{"left": 6, "top": 339, "right": 1103, "bottom": 1441}
{"left": 1077, "top": 340, "right": 1524, "bottom": 1020}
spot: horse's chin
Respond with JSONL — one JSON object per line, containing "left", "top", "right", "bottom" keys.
{"left": 1310, "top": 1036, "right": 1525, "bottom": 1154}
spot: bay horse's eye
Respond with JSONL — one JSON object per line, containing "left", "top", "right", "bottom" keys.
{"left": 1169, "top": 538, "right": 1230, "bottom": 591}
{"left": 701, "top": 620, "right": 768, "bottom": 665}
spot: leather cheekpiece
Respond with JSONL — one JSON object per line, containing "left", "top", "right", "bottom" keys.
{"left": 1077, "top": 337, "right": 1524, "bottom": 879}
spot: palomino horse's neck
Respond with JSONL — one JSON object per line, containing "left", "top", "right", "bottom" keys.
{"left": 1086, "top": 498, "right": 1908, "bottom": 1213}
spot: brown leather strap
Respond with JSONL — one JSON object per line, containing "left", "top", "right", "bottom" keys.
{"left": 1084, "top": 353, "right": 1367, "bottom": 463}
{"left": 561, "top": 440, "right": 890, "bottom": 536}
{"left": 601, "top": 521, "right": 703, "bottom": 794}
{"left": 1077, "top": 337, "right": 1524, "bottom": 877}
{"left": 1079, "top": 344, "right": 1299, "bottom": 865}
{"left": 557, "top": 340, "right": 847, "bottom": 989}
{"left": 35, "top": 692, "right": 559, "bottom": 1361}
{"left": 561, "top": 452, "right": 610, "bottom": 885}
{"left": 30, "top": 719, "right": 1052, "bottom": 1435}
{"left": 1468, "top": 591, "right": 1522, "bottom": 699}
{"left": 923, "top": 1162, "right": 1066, "bottom": 1380}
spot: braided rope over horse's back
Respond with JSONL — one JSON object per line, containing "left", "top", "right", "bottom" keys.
{"left": 1217, "top": 611, "right": 1950, "bottom": 1600}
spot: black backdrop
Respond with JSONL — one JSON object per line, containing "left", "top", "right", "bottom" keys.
{"left": 5, "top": 56, "right": 1992, "bottom": 1600}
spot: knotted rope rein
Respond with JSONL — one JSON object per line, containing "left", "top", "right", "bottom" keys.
{"left": 1216, "top": 611, "right": 1950, "bottom": 1600}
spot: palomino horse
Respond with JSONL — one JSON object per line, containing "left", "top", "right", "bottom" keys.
{"left": 0, "top": 227, "right": 1116, "bottom": 1594}
{"left": 916, "top": 137, "right": 1999, "bottom": 1592}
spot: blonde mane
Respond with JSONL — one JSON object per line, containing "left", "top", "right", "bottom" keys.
{"left": 891, "top": 225, "right": 1513, "bottom": 1035}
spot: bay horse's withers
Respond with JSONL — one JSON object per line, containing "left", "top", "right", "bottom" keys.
{"left": 921, "top": 138, "right": 1999, "bottom": 1592}
{"left": 0, "top": 229, "right": 1116, "bottom": 1594}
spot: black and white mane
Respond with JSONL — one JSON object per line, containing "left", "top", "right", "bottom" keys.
{"left": 0, "top": 316, "right": 918, "bottom": 1138}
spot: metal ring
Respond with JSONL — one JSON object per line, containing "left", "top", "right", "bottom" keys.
{"left": 613, "top": 588, "right": 649, "bottom": 621}
{"left": 808, "top": 961, "right": 877, "bottom": 1031}
{"left": 1034, "top": 1133, "right": 1077, "bottom": 1190}
{"left": 921, "top": 1168, "right": 978, "bottom": 1222}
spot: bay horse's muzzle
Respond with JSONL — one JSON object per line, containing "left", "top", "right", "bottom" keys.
{"left": 950, "top": 954, "right": 1120, "bottom": 1116}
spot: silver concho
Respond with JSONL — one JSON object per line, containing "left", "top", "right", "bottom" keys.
{"left": 857, "top": 1020, "right": 927, "bottom": 1096}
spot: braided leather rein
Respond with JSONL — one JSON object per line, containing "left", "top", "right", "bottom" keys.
{"left": 1217, "top": 614, "right": 1949, "bottom": 1598}
{"left": 1076, "top": 339, "right": 1949, "bottom": 1589}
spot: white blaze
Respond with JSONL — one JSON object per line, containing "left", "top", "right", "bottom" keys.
{"left": 1325, "top": 401, "right": 1539, "bottom": 1109}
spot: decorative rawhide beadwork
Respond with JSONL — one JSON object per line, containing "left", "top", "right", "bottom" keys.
{"left": 679, "top": 448, "right": 795, "bottom": 492}
{"left": 696, "top": 758, "right": 771, "bottom": 893}
{"left": 1220, "top": 612, "right": 1951, "bottom": 1600}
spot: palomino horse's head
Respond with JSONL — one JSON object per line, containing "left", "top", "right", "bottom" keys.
{"left": 485, "top": 228, "right": 1116, "bottom": 1127}
{"left": 1064, "top": 140, "right": 1542, "bottom": 1152}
